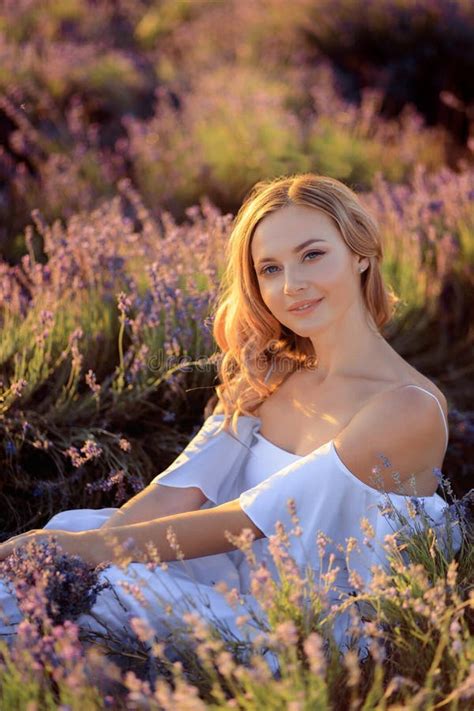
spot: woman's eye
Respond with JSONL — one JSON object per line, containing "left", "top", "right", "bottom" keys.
{"left": 260, "top": 265, "right": 279, "bottom": 275}
{"left": 304, "top": 250, "right": 323, "bottom": 261}
{"left": 259, "top": 251, "right": 323, "bottom": 276}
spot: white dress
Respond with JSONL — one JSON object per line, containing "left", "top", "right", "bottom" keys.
{"left": 0, "top": 384, "right": 458, "bottom": 674}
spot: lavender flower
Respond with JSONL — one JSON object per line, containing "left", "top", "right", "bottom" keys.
{"left": 85, "top": 369, "right": 101, "bottom": 396}
{"left": 408, "top": 497, "right": 426, "bottom": 516}
{"left": 376, "top": 499, "right": 398, "bottom": 521}
{"left": 65, "top": 445, "right": 84, "bottom": 468}
{"left": 117, "top": 291, "right": 132, "bottom": 316}
{"left": 80, "top": 439, "right": 102, "bottom": 460}
{"left": 0, "top": 538, "right": 110, "bottom": 626}
{"left": 118, "top": 437, "right": 131, "bottom": 452}
{"left": 86, "top": 468, "right": 143, "bottom": 504}
{"left": 10, "top": 378, "right": 28, "bottom": 398}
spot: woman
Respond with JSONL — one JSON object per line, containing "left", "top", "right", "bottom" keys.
{"left": 0, "top": 173, "right": 456, "bottom": 671}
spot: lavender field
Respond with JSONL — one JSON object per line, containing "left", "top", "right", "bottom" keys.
{"left": 0, "top": 0, "right": 473, "bottom": 708}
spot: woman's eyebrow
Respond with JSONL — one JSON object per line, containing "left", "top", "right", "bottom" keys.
{"left": 256, "top": 238, "right": 326, "bottom": 266}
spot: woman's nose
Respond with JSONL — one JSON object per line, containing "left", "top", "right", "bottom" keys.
{"left": 283, "top": 270, "right": 308, "bottom": 294}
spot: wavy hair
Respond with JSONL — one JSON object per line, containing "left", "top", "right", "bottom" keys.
{"left": 206, "top": 173, "right": 400, "bottom": 438}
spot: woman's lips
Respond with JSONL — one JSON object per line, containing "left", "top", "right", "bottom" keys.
{"left": 288, "top": 298, "right": 323, "bottom": 316}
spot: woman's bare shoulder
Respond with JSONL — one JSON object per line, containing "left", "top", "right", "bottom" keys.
{"left": 398, "top": 367, "right": 449, "bottom": 420}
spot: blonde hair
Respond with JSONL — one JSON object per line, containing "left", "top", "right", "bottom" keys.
{"left": 208, "top": 173, "right": 399, "bottom": 438}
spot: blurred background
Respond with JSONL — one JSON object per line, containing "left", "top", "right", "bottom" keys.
{"left": 0, "top": 0, "right": 472, "bottom": 538}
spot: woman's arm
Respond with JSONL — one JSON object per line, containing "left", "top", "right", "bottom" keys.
{"left": 0, "top": 496, "right": 262, "bottom": 566}
{"left": 96, "top": 498, "right": 265, "bottom": 565}
{"left": 100, "top": 483, "right": 208, "bottom": 530}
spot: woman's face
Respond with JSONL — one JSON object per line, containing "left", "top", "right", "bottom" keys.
{"left": 250, "top": 203, "right": 367, "bottom": 336}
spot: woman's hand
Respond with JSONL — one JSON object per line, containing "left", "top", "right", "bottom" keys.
{"left": 0, "top": 529, "right": 101, "bottom": 567}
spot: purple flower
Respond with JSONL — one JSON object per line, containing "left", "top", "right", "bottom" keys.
{"left": 409, "top": 497, "right": 425, "bottom": 516}
{"left": 10, "top": 378, "right": 28, "bottom": 397}
{"left": 80, "top": 439, "right": 102, "bottom": 460}
{"left": 117, "top": 291, "right": 132, "bottom": 316}
{"left": 85, "top": 369, "right": 101, "bottom": 395}
{"left": 85, "top": 468, "right": 135, "bottom": 505}
{"left": 377, "top": 500, "right": 397, "bottom": 521}
{"left": 0, "top": 538, "right": 111, "bottom": 626}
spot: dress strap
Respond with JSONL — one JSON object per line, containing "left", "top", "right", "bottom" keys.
{"left": 394, "top": 384, "right": 449, "bottom": 449}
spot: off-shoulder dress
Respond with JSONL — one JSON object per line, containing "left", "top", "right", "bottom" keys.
{"left": 0, "top": 384, "right": 456, "bottom": 673}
